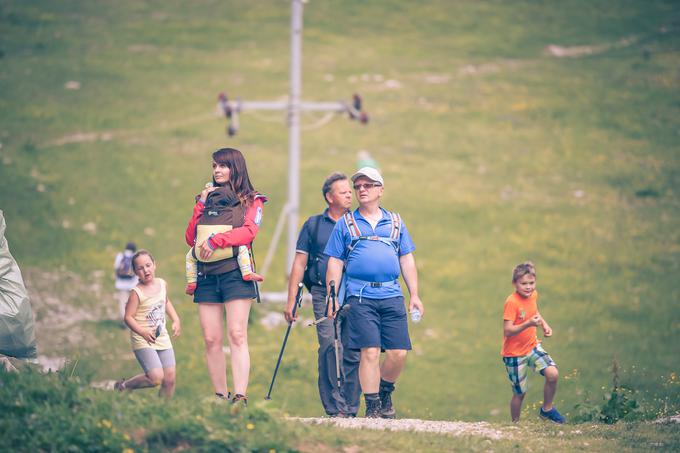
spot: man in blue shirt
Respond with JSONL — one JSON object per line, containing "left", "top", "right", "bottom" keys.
{"left": 285, "top": 172, "right": 361, "bottom": 417}
{"left": 325, "top": 167, "right": 424, "bottom": 418}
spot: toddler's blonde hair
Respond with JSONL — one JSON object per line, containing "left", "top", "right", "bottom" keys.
{"left": 512, "top": 261, "right": 536, "bottom": 283}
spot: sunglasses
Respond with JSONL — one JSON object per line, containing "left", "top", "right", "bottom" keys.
{"left": 353, "top": 182, "right": 382, "bottom": 190}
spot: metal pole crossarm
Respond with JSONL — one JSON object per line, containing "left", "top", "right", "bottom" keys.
{"left": 222, "top": 100, "right": 351, "bottom": 114}
{"left": 233, "top": 101, "right": 288, "bottom": 111}
{"left": 300, "top": 101, "right": 348, "bottom": 112}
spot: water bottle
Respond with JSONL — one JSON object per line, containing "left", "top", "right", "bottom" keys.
{"left": 410, "top": 308, "right": 422, "bottom": 323}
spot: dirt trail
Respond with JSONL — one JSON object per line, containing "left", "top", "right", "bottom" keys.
{"left": 290, "top": 417, "right": 509, "bottom": 439}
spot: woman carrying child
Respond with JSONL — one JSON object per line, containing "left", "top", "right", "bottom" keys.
{"left": 184, "top": 147, "right": 266, "bottom": 406}
{"left": 116, "top": 250, "right": 181, "bottom": 398}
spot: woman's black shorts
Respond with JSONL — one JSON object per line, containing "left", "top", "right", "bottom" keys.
{"left": 193, "top": 268, "right": 257, "bottom": 303}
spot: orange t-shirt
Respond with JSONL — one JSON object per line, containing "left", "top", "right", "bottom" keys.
{"left": 501, "top": 290, "right": 539, "bottom": 357}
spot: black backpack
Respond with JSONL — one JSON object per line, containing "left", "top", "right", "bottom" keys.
{"left": 302, "top": 215, "right": 323, "bottom": 291}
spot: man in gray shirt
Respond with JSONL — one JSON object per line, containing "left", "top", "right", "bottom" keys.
{"left": 284, "top": 172, "right": 361, "bottom": 417}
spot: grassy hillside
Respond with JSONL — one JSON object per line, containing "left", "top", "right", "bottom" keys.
{"left": 1, "top": 0, "right": 679, "bottom": 444}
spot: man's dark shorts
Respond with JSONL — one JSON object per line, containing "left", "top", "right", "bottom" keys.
{"left": 346, "top": 295, "right": 411, "bottom": 350}
{"left": 194, "top": 268, "right": 257, "bottom": 303}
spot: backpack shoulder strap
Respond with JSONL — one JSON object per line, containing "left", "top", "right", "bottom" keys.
{"left": 308, "top": 214, "right": 323, "bottom": 257}
{"left": 388, "top": 211, "right": 401, "bottom": 241}
{"left": 343, "top": 211, "right": 361, "bottom": 240}
{"left": 343, "top": 211, "right": 363, "bottom": 255}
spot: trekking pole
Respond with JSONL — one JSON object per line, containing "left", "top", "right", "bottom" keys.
{"left": 329, "top": 280, "right": 342, "bottom": 392}
{"left": 249, "top": 245, "right": 262, "bottom": 304}
{"left": 264, "top": 282, "right": 303, "bottom": 400}
{"left": 308, "top": 291, "right": 332, "bottom": 327}
{"left": 308, "top": 274, "right": 341, "bottom": 327}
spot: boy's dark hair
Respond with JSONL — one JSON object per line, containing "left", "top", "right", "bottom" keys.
{"left": 512, "top": 261, "right": 536, "bottom": 282}
{"left": 321, "top": 172, "right": 348, "bottom": 204}
{"left": 125, "top": 242, "right": 137, "bottom": 252}
{"left": 131, "top": 249, "right": 155, "bottom": 272}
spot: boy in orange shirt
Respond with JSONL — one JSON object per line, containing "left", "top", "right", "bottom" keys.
{"left": 501, "top": 262, "right": 565, "bottom": 423}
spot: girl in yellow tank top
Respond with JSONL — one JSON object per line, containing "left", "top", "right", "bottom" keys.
{"left": 129, "top": 277, "right": 172, "bottom": 350}
{"left": 115, "top": 250, "right": 181, "bottom": 398}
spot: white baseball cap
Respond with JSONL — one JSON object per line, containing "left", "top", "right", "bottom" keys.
{"left": 351, "top": 166, "right": 384, "bottom": 186}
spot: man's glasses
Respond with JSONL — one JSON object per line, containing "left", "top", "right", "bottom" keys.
{"left": 353, "top": 182, "right": 382, "bottom": 190}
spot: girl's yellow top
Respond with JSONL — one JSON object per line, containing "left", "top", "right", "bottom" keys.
{"left": 129, "top": 278, "right": 172, "bottom": 351}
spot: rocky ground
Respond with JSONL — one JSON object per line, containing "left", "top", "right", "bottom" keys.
{"left": 291, "top": 416, "right": 510, "bottom": 439}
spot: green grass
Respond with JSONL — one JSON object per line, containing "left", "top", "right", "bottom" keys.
{"left": 1, "top": 0, "right": 679, "bottom": 450}
{"left": 2, "top": 367, "right": 679, "bottom": 452}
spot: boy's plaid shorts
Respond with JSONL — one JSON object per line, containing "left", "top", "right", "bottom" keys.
{"left": 502, "top": 343, "right": 557, "bottom": 395}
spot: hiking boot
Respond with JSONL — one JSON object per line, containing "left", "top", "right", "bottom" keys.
{"left": 539, "top": 407, "right": 566, "bottom": 424}
{"left": 365, "top": 397, "right": 382, "bottom": 418}
{"left": 379, "top": 380, "right": 397, "bottom": 419}
{"left": 242, "top": 271, "right": 264, "bottom": 282}
{"left": 379, "top": 389, "right": 396, "bottom": 419}
{"left": 215, "top": 392, "right": 232, "bottom": 401}
{"left": 231, "top": 394, "right": 248, "bottom": 407}
{"left": 114, "top": 378, "right": 127, "bottom": 392}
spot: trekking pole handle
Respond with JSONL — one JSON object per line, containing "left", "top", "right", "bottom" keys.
{"left": 329, "top": 280, "right": 337, "bottom": 315}
{"left": 291, "top": 282, "right": 303, "bottom": 318}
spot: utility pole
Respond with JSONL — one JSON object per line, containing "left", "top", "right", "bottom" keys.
{"left": 218, "top": 0, "right": 367, "bottom": 300}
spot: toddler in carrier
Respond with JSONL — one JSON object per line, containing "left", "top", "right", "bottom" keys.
{"left": 185, "top": 183, "right": 263, "bottom": 295}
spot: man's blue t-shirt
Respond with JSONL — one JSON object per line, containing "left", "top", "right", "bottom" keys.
{"left": 324, "top": 207, "right": 415, "bottom": 300}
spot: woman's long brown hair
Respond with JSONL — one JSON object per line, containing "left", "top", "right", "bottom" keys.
{"left": 212, "top": 148, "right": 257, "bottom": 206}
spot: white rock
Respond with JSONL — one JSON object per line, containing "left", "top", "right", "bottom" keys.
{"left": 37, "top": 355, "right": 66, "bottom": 372}
{"left": 260, "top": 311, "right": 287, "bottom": 329}
{"left": 82, "top": 222, "right": 97, "bottom": 234}
{"left": 91, "top": 380, "right": 116, "bottom": 390}
{"left": 424, "top": 74, "right": 450, "bottom": 84}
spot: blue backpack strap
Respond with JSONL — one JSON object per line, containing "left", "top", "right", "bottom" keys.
{"left": 343, "top": 211, "right": 362, "bottom": 253}
{"left": 343, "top": 211, "right": 361, "bottom": 240}
{"left": 344, "top": 210, "right": 401, "bottom": 255}
{"left": 388, "top": 211, "right": 401, "bottom": 242}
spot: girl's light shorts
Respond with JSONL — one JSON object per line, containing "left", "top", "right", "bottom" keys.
{"left": 133, "top": 348, "right": 176, "bottom": 373}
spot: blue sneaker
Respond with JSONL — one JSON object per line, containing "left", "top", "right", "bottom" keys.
{"left": 539, "top": 407, "right": 566, "bottom": 424}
